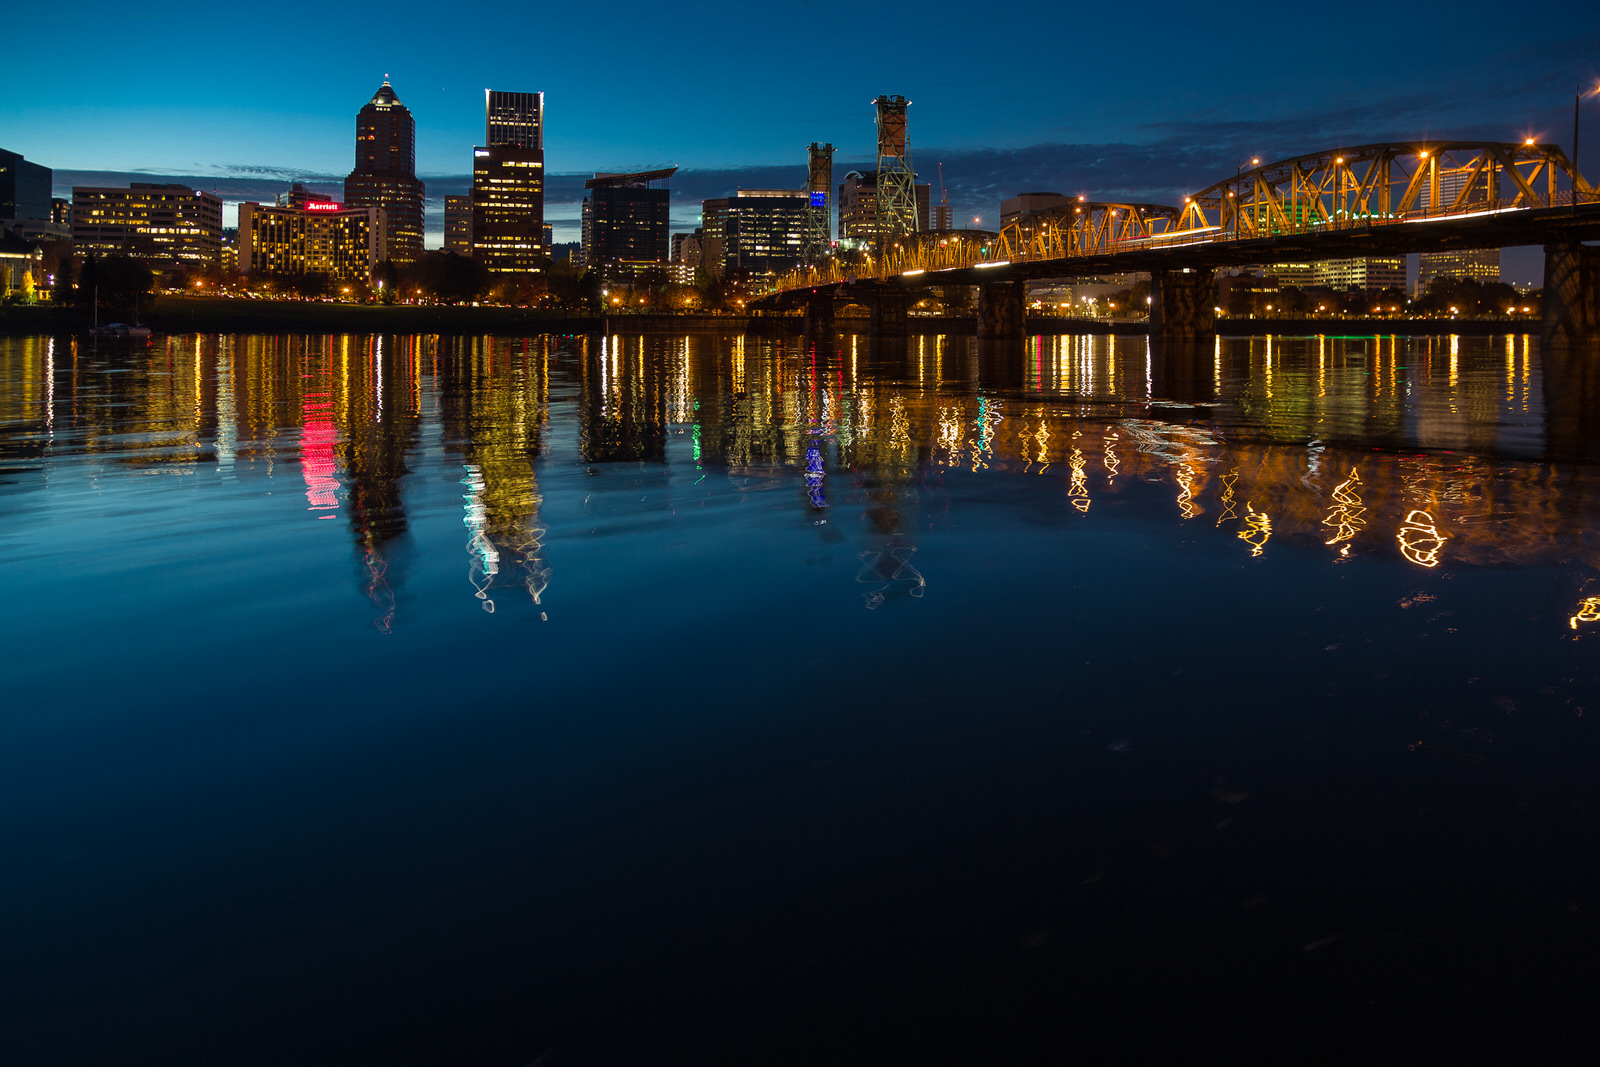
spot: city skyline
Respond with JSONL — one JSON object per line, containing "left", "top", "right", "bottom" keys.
{"left": 4, "top": 5, "right": 1594, "bottom": 197}
{"left": 6, "top": 8, "right": 1596, "bottom": 284}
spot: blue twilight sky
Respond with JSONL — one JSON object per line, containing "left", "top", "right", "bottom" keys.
{"left": 3, "top": 0, "right": 1596, "bottom": 279}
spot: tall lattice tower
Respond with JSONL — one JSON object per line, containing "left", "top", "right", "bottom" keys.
{"left": 804, "top": 142, "right": 834, "bottom": 263}
{"left": 873, "top": 95, "right": 917, "bottom": 248}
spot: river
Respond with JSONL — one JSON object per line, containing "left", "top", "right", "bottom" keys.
{"left": 2, "top": 331, "right": 1597, "bottom": 1061}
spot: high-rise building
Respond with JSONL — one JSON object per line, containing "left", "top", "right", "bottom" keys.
{"left": 672, "top": 230, "right": 702, "bottom": 266}
{"left": 0, "top": 148, "right": 52, "bottom": 222}
{"left": 72, "top": 183, "right": 223, "bottom": 265}
{"left": 699, "top": 200, "right": 728, "bottom": 277}
{"left": 238, "top": 198, "right": 386, "bottom": 282}
{"left": 445, "top": 196, "right": 473, "bottom": 254}
{"left": 838, "top": 171, "right": 929, "bottom": 244}
{"left": 486, "top": 90, "right": 544, "bottom": 151}
{"left": 1417, "top": 249, "right": 1500, "bottom": 295}
{"left": 467, "top": 90, "right": 546, "bottom": 273}
{"left": 277, "top": 183, "right": 334, "bottom": 210}
{"left": 470, "top": 144, "right": 545, "bottom": 272}
{"left": 699, "top": 190, "right": 809, "bottom": 276}
{"left": 344, "top": 80, "right": 425, "bottom": 264}
{"left": 581, "top": 169, "right": 674, "bottom": 281}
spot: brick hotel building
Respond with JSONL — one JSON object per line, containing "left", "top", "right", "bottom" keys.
{"left": 238, "top": 193, "right": 386, "bottom": 282}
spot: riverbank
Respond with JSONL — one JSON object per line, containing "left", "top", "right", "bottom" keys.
{"left": 0, "top": 297, "right": 1543, "bottom": 338}
{"left": 1216, "top": 316, "right": 1538, "bottom": 336}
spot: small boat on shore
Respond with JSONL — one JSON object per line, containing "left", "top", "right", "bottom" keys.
{"left": 89, "top": 322, "right": 152, "bottom": 339}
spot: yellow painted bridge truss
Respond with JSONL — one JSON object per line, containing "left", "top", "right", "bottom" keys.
{"left": 777, "top": 141, "right": 1595, "bottom": 290}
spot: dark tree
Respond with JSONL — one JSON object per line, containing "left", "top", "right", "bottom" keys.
{"left": 77, "top": 255, "right": 154, "bottom": 317}
{"left": 52, "top": 254, "right": 76, "bottom": 305}
{"left": 1481, "top": 281, "right": 1521, "bottom": 316}
{"left": 295, "top": 272, "right": 335, "bottom": 300}
{"left": 404, "top": 251, "right": 490, "bottom": 305}
{"left": 1374, "top": 287, "right": 1409, "bottom": 313}
{"left": 375, "top": 259, "right": 400, "bottom": 304}
{"left": 576, "top": 268, "right": 603, "bottom": 312}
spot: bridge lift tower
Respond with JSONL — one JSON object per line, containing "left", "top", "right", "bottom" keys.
{"left": 873, "top": 95, "right": 918, "bottom": 250}
{"left": 804, "top": 142, "right": 834, "bottom": 264}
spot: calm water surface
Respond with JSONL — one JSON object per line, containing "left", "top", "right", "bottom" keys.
{"left": 2, "top": 331, "right": 1599, "bottom": 1062}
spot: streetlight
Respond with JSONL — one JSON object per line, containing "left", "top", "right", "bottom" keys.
{"left": 1234, "top": 157, "right": 1260, "bottom": 239}
{"left": 1575, "top": 82, "right": 1600, "bottom": 208}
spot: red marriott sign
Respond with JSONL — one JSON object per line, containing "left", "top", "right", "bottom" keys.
{"left": 305, "top": 201, "right": 342, "bottom": 212}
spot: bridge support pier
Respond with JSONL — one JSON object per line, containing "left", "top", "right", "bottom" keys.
{"left": 868, "top": 290, "right": 911, "bottom": 338}
{"left": 1149, "top": 268, "right": 1216, "bottom": 344}
{"left": 1543, "top": 240, "right": 1600, "bottom": 358}
{"left": 977, "top": 280, "right": 1026, "bottom": 339}
{"left": 802, "top": 290, "right": 835, "bottom": 339}
{"left": 1542, "top": 241, "right": 1600, "bottom": 461}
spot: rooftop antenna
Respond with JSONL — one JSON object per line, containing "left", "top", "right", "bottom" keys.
{"left": 936, "top": 163, "right": 952, "bottom": 230}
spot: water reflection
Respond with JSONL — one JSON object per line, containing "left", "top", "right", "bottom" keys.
{"left": 437, "top": 336, "right": 551, "bottom": 617}
{"left": 4, "top": 329, "right": 1600, "bottom": 624}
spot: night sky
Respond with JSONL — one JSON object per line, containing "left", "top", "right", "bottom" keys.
{"left": 4, "top": 0, "right": 1596, "bottom": 282}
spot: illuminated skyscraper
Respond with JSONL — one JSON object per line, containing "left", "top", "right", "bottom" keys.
{"left": 469, "top": 90, "right": 545, "bottom": 272}
{"left": 344, "top": 80, "right": 425, "bottom": 264}
{"left": 486, "top": 90, "right": 544, "bottom": 151}
{"left": 470, "top": 144, "right": 545, "bottom": 273}
{"left": 582, "top": 169, "right": 674, "bottom": 282}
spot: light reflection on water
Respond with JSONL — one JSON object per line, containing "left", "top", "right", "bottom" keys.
{"left": 0, "top": 331, "right": 1587, "bottom": 588}
{"left": 3, "top": 329, "right": 1600, "bottom": 1060}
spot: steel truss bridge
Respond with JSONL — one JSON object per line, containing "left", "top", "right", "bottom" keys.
{"left": 762, "top": 141, "right": 1600, "bottom": 348}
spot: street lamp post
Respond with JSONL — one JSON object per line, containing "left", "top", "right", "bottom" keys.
{"left": 1577, "top": 83, "right": 1600, "bottom": 210}
{"left": 1234, "top": 157, "right": 1260, "bottom": 239}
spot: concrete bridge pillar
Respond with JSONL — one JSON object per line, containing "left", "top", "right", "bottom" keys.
{"left": 977, "top": 280, "right": 1026, "bottom": 339}
{"left": 1149, "top": 268, "right": 1216, "bottom": 344}
{"left": 868, "top": 290, "right": 911, "bottom": 338}
{"left": 1542, "top": 240, "right": 1600, "bottom": 358}
{"left": 802, "top": 290, "right": 835, "bottom": 338}
{"left": 1543, "top": 241, "right": 1600, "bottom": 460}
